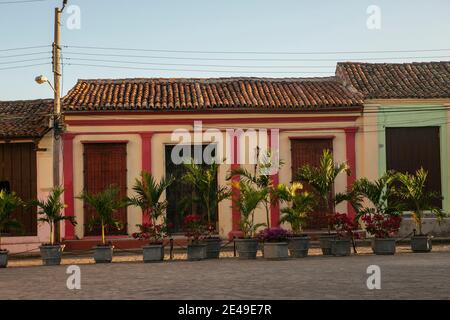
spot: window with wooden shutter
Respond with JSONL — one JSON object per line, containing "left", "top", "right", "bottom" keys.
{"left": 386, "top": 127, "right": 442, "bottom": 208}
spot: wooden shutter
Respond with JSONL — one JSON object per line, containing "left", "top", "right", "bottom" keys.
{"left": 0, "top": 143, "right": 37, "bottom": 235}
{"left": 290, "top": 138, "right": 333, "bottom": 229}
{"left": 83, "top": 143, "right": 128, "bottom": 236}
{"left": 386, "top": 127, "right": 442, "bottom": 208}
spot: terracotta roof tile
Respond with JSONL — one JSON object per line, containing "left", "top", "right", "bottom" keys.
{"left": 62, "top": 77, "right": 363, "bottom": 112}
{"left": 336, "top": 61, "right": 450, "bottom": 99}
{"left": 0, "top": 99, "right": 52, "bottom": 140}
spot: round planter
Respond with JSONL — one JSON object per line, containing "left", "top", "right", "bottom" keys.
{"left": 411, "top": 235, "right": 432, "bottom": 253}
{"left": 187, "top": 243, "right": 207, "bottom": 261}
{"left": 39, "top": 245, "right": 63, "bottom": 266}
{"left": 0, "top": 250, "right": 8, "bottom": 268}
{"left": 331, "top": 239, "right": 351, "bottom": 257}
{"left": 288, "top": 236, "right": 310, "bottom": 258}
{"left": 204, "top": 238, "right": 221, "bottom": 259}
{"left": 234, "top": 238, "right": 259, "bottom": 259}
{"left": 319, "top": 234, "right": 336, "bottom": 256}
{"left": 143, "top": 244, "right": 164, "bottom": 263}
{"left": 94, "top": 245, "right": 114, "bottom": 263}
{"left": 263, "top": 242, "right": 289, "bottom": 260}
{"left": 372, "top": 238, "right": 396, "bottom": 255}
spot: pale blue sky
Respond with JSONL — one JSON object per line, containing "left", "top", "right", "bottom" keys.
{"left": 1, "top": 0, "right": 449, "bottom": 100}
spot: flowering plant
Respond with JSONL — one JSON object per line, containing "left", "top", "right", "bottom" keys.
{"left": 183, "top": 214, "right": 207, "bottom": 244}
{"left": 258, "top": 227, "right": 290, "bottom": 242}
{"left": 330, "top": 213, "right": 358, "bottom": 239}
{"left": 361, "top": 213, "right": 402, "bottom": 239}
{"left": 132, "top": 219, "right": 171, "bottom": 245}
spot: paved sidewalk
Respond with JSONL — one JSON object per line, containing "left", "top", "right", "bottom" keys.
{"left": 1, "top": 251, "right": 450, "bottom": 299}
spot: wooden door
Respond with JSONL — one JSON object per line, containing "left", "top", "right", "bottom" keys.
{"left": 291, "top": 138, "right": 333, "bottom": 229}
{"left": 386, "top": 127, "right": 442, "bottom": 208}
{"left": 0, "top": 143, "right": 37, "bottom": 235}
{"left": 83, "top": 143, "right": 128, "bottom": 236}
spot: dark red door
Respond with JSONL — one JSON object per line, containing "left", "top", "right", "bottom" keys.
{"left": 0, "top": 143, "right": 37, "bottom": 235}
{"left": 291, "top": 138, "right": 334, "bottom": 229}
{"left": 83, "top": 143, "right": 128, "bottom": 236}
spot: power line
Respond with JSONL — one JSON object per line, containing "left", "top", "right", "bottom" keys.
{"left": 62, "top": 51, "right": 450, "bottom": 62}
{"left": 0, "top": 57, "right": 50, "bottom": 65}
{"left": 62, "top": 57, "right": 336, "bottom": 69}
{"left": 0, "top": 62, "right": 50, "bottom": 70}
{"left": 0, "top": 0, "right": 49, "bottom": 5}
{"left": 62, "top": 62, "right": 335, "bottom": 74}
{"left": 0, "top": 51, "right": 50, "bottom": 59}
{"left": 0, "top": 45, "right": 50, "bottom": 52}
{"left": 63, "top": 45, "right": 450, "bottom": 55}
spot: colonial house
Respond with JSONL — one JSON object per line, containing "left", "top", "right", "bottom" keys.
{"left": 0, "top": 99, "right": 54, "bottom": 252}
{"left": 60, "top": 77, "right": 363, "bottom": 245}
{"left": 336, "top": 61, "right": 450, "bottom": 236}
{"left": 1, "top": 61, "right": 449, "bottom": 252}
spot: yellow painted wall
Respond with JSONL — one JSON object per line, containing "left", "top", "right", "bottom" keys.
{"left": 66, "top": 113, "right": 360, "bottom": 239}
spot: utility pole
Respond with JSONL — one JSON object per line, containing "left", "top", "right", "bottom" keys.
{"left": 52, "top": 0, "right": 67, "bottom": 241}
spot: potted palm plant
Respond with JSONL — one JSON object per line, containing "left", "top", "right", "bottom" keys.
{"left": 129, "top": 172, "right": 174, "bottom": 262}
{"left": 183, "top": 161, "right": 231, "bottom": 259}
{"left": 79, "top": 185, "right": 127, "bottom": 263}
{"left": 395, "top": 168, "right": 446, "bottom": 253}
{"left": 258, "top": 227, "right": 289, "bottom": 260}
{"left": 0, "top": 190, "right": 23, "bottom": 268}
{"left": 352, "top": 173, "right": 402, "bottom": 255}
{"left": 297, "top": 150, "right": 350, "bottom": 255}
{"left": 330, "top": 212, "right": 357, "bottom": 256}
{"left": 233, "top": 181, "right": 267, "bottom": 259}
{"left": 275, "top": 182, "right": 316, "bottom": 258}
{"left": 230, "top": 150, "right": 282, "bottom": 229}
{"left": 183, "top": 214, "right": 207, "bottom": 261}
{"left": 32, "top": 187, "right": 77, "bottom": 266}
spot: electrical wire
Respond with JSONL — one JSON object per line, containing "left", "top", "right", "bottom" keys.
{"left": 0, "top": 62, "right": 50, "bottom": 70}
{"left": 62, "top": 57, "right": 336, "bottom": 69}
{"left": 0, "top": 45, "right": 50, "bottom": 51}
{"left": 62, "top": 50, "right": 450, "bottom": 62}
{"left": 62, "top": 62, "right": 338, "bottom": 74}
{"left": 0, "top": 57, "right": 51, "bottom": 65}
{"left": 63, "top": 45, "right": 450, "bottom": 56}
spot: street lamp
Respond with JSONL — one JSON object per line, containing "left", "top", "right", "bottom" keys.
{"left": 35, "top": 75, "right": 56, "bottom": 93}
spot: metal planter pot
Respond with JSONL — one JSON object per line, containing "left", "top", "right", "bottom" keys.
{"left": 234, "top": 238, "right": 259, "bottom": 259}
{"left": 319, "top": 234, "right": 336, "bottom": 256}
{"left": 143, "top": 244, "right": 164, "bottom": 263}
{"left": 331, "top": 239, "right": 351, "bottom": 257}
{"left": 411, "top": 235, "right": 432, "bottom": 253}
{"left": 204, "top": 238, "right": 221, "bottom": 259}
{"left": 372, "top": 238, "right": 396, "bottom": 255}
{"left": 0, "top": 250, "right": 8, "bottom": 268}
{"left": 94, "top": 245, "right": 114, "bottom": 263}
{"left": 288, "top": 236, "right": 310, "bottom": 258}
{"left": 40, "top": 245, "right": 63, "bottom": 266}
{"left": 263, "top": 242, "right": 289, "bottom": 260}
{"left": 187, "top": 243, "right": 207, "bottom": 261}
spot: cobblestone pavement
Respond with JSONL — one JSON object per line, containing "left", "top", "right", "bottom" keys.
{"left": 1, "top": 250, "right": 450, "bottom": 300}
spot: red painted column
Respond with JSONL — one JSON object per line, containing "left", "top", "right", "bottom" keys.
{"left": 229, "top": 131, "right": 241, "bottom": 239}
{"left": 139, "top": 132, "right": 153, "bottom": 224}
{"left": 139, "top": 132, "right": 153, "bottom": 174}
{"left": 62, "top": 133, "right": 75, "bottom": 240}
{"left": 344, "top": 127, "right": 358, "bottom": 220}
{"left": 269, "top": 129, "right": 280, "bottom": 227}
